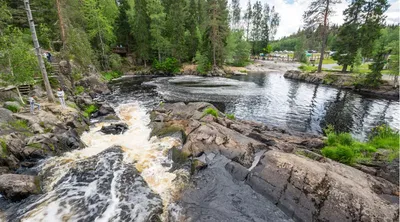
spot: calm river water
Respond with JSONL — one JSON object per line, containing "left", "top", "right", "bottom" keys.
{"left": 145, "top": 72, "right": 399, "bottom": 140}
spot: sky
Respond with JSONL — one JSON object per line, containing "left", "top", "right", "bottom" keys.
{"left": 236, "top": 0, "right": 400, "bottom": 39}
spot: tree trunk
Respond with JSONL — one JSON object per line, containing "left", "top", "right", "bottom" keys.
{"left": 24, "top": 0, "right": 55, "bottom": 102}
{"left": 342, "top": 64, "right": 348, "bottom": 73}
{"left": 318, "top": 0, "right": 330, "bottom": 73}
{"left": 56, "top": 0, "right": 66, "bottom": 48}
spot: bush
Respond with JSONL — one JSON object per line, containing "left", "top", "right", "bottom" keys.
{"left": 5, "top": 104, "right": 20, "bottom": 113}
{"left": 109, "top": 53, "right": 122, "bottom": 71}
{"left": 83, "top": 105, "right": 98, "bottom": 118}
{"left": 203, "top": 107, "right": 218, "bottom": 118}
{"left": 226, "top": 113, "right": 235, "bottom": 120}
{"left": 74, "top": 86, "right": 85, "bottom": 95}
{"left": 322, "top": 145, "right": 355, "bottom": 165}
{"left": 102, "top": 71, "right": 122, "bottom": 82}
{"left": 369, "top": 125, "right": 399, "bottom": 150}
{"left": 153, "top": 57, "right": 181, "bottom": 74}
{"left": 195, "top": 52, "right": 211, "bottom": 74}
{"left": 321, "top": 125, "right": 399, "bottom": 165}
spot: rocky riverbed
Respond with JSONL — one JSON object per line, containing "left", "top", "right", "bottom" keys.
{"left": 151, "top": 102, "right": 399, "bottom": 221}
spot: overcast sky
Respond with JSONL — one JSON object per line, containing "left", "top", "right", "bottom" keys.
{"left": 234, "top": 0, "right": 400, "bottom": 39}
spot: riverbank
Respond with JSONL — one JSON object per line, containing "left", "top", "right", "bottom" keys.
{"left": 284, "top": 70, "right": 399, "bottom": 100}
{"left": 150, "top": 102, "right": 399, "bottom": 221}
{"left": 0, "top": 59, "right": 119, "bottom": 202}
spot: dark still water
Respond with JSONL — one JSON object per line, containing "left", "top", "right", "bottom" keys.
{"left": 116, "top": 72, "right": 399, "bottom": 140}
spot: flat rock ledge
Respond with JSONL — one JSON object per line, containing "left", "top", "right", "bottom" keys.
{"left": 150, "top": 102, "right": 399, "bottom": 222}
{"left": 284, "top": 70, "right": 399, "bottom": 100}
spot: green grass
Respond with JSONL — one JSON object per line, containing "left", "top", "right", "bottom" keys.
{"left": 9, "top": 119, "right": 29, "bottom": 130}
{"left": 0, "top": 139, "right": 7, "bottom": 157}
{"left": 332, "top": 63, "right": 391, "bottom": 74}
{"left": 322, "top": 58, "right": 336, "bottom": 64}
{"left": 74, "top": 86, "right": 85, "bottom": 95}
{"left": 203, "top": 107, "right": 218, "bottom": 118}
{"left": 226, "top": 113, "right": 235, "bottom": 120}
{"left": 27, "top": 143, "right": 42, "bottom": 149}
{"left": 5, "top": 104, "right": 20, "bottom": 113}
{"left": 321, "top": 125, "right": 399, "bottom": 165}
{"left": 67, "top": 102, "right": 79, "bottom": 110}
{"left": 83, "top": 105, "right": 98, "bottom": 118}
{"left": 101, "top": 71, "right": 122, "bottom": 82}
{"left": 299, "top": 64, "right": 317, "bottom": 72}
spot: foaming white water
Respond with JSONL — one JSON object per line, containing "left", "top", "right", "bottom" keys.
{"left": 19, "top": 102, "right": 182, "bottom": 221}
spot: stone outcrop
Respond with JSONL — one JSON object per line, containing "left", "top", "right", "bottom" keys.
{"left": 150, "top": 102, "right": 399, "bottom": 222}
{"left": 0, "top": 174, "right": 41, "bottom": 201}
{"left": 246, "top": 151, "right": 398, "bottom": 222}
{"left": 100, "top": 123, "right": 128, "bottom": 135}
{"left": 284, "top": 70, "right": 399, "bottom": 100}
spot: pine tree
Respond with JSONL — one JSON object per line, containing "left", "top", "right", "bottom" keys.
{"left": 82, "top": 0, "right": 116, "bottom": 69}
{"left": 260, "top": 4, "right": 280, "bottom": 53}
{"left": 164, "top": 0, "right": 187, "bottom": 61}
{"left": 231, "top": 0, "right": 241, "bottom": 29}
{"left": 303, "top": 0, "right": 341, "bottom": 73}
{"left": 115, "top": 0, "right": 133, "bottom": 51}
{"left": 133, "top": 0, "right": 151, "bottom": 66}
{"left": 243, "top": 0, "right": 252, "bottom": 41}
{"left": 186, "top": 0, "right": 199, "bottom": 61}
{"left": 147, "top": 0, "right": 168, "bottom": 61}
{"left": 204, "top": 0, "right": 229, "bottom": 67}
{"left": 251, "top": 1, "right": 262, "bottom": 55}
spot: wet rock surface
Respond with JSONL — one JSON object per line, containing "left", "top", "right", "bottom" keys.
{"left": 247, "top": 150, "right": 398, "bottom": 222}
{"left": 0, "top": 174, "right": 40, "bottom": 201}
{"left": 152, "top": 102, "right": 399, "bottom": 222}
{"left": 100, "top": 122, "right": 128, "bottom": 135}
{"left": 179, "top": 155, "right": 292, "bottom": 222}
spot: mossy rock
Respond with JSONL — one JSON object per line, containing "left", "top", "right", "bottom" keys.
{"left": 169, "top": 147, "right": 190, "bottom": 164}
{"left": 151, "top": 125, "right": 186, "bottom": 142}
{"left": 191, "top": 159, "right": 207, "bottom": 175}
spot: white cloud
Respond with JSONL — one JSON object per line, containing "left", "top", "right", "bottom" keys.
{"left": 236, "top": 0, "right": 399, "bottom": 39}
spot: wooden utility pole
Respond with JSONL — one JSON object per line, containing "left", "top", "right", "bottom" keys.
{"left": 24, "top": 0, "right": 55, "bottom": 102}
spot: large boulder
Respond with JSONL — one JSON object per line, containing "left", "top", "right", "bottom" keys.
{"left": 0, "top": 108, "right": 14, "bottom": 124}
{"left": 3, "top": 101, "right": 21, "bottom": 112}
{"left": 100, "top": 123, "right": 128, "bottom": 135}
{"left": 76, "top": 76, "right": 110, "bottom": 95}
{"left": 246, "top": 150, "right": 399, "bottom": 222}
{"left": 0, "top": 174, "right": 41, "bottom": 201}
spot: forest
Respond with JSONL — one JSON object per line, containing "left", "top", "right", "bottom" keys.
{"left": 0, "top": 0, "right": 398, "bottom": 91}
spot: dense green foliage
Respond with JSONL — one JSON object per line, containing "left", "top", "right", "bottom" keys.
{"left": 321, "top": 125, "right": 399, "bottom": 165}
{"left": 5, "top": 104, "right": 20, "bottom": 113}
{"left": 83, "top": 105, "right": 98, "bottom": 118}
{"left": 153, "top": 57, "right": 181, "bottom": 74}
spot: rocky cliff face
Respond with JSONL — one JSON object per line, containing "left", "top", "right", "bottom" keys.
{"left": 151, "top": 102, "right": 399, "bottom": 222}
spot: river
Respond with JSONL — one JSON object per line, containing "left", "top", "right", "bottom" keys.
{"left": 146, "top": 72, "right": 399, "bottom": 141}
{"left": 1, "top": 71, "right": 398, "bottom": 221}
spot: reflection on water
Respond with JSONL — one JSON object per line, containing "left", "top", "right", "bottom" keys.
{"left": 146, "top": 73, "right": 399, "bottom": 140}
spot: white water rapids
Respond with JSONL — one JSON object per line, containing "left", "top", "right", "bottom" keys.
{"left": 16, "top": 102, "right": 184, "bottom": 221}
